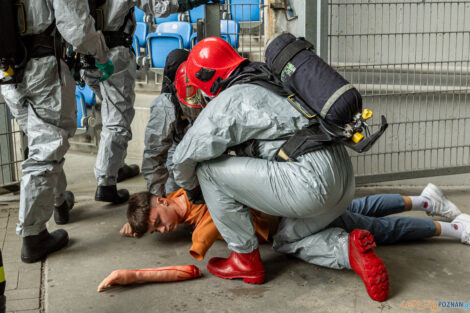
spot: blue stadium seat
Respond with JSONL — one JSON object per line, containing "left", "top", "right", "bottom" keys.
{"left": 134, "top": 7, "right": 145, "bottom": 23}
{"left": 221, "top": 20, "right": 239, "bottom": 48}
{"left": 75, "top": 85, "right": 96, "bottom": 129}
{"left": 156, "top": 22, "right": 192, "bottom": 49}
{"left": 190, "top": 33, "right": 198, "bottom": 48}
{"left": 155, "top": 13, "right": 179, "bottom": 25}
{"left": 230, "top": 0, "right": 262, "bottom": 22}
{"left": 147, "top": 33, "right": 184, "bottom": 68}
{"left": 132, "top": 36, "right": 140, "bottom": 57}
{"left": 134, "top": 22, "right": 149, "bottom": 48}
{"left": 77, "top": 84, "right": 96, "bottom": 107}
{"left": 189, "top": 5, "right": 205, "bottom": 23}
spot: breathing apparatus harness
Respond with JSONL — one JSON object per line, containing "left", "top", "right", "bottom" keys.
{"left": 215, "top": 40, "right": 388, "bottom": 161}
{"left": 65, "top": 0, "right": 135, "bottom": 86}
{"left": 265, "top": 35, "right": 388, "bottom": 158}
{"left": 0, "top": 1, "right": 64, "bottom": 85}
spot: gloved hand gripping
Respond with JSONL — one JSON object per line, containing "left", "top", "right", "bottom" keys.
{"left": 95, "top": 58, "right": 115, "bottom": 82}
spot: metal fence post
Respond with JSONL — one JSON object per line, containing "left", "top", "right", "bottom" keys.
{"left": 0, "top": 96, "right": 23, "bottom": 193}
{"left": 312, "top": 0, "right": 329, "bottom": 62}
{"left": 204, "top": 3, "right": 221, "bottom": 38}
{"left": 0, "top": 100, "right": 14, "bottom": 188}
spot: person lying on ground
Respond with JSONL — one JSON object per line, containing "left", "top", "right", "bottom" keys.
{"left": 110, "top": 183, "right": 469, "bottom": 291}
{"left": 121, "top": 183, "right": 468, "bottom": 249}
{"left": 121, "top": 188, "right": 277, "bottom": 260}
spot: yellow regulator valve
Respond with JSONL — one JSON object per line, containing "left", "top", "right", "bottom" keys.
{"left": 362, "top": 109, "right": 373, "bottom": 120}
{"left": 352, "top": 132, "right": 364, "bottom": 144}
{"left": 4, "top": 66, "right": 14, "bottom": 77}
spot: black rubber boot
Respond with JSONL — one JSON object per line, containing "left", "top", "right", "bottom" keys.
{"left": 54, "top": 191, "right": 75, "bottom": 225}
{"left": 95, "top": 185, "right": 130, "bottom": 204}
{"left": 21, "top": 229, "right": 69, "bottom": 263}
{"left": 117, "top": 164, "right": 140, "bottom": 183}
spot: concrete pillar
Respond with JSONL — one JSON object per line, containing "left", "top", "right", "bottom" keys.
{"left": 266, "top": 0, "right": 328, "bottom": 61}
{"left": 204, "top": 3, "right": 221, "bottom": 38}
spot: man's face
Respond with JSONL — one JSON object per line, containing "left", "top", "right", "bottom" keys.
{"left": 147, "top": 199, "right": 180, "bottom": 233}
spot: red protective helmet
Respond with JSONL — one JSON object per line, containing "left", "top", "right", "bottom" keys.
{"left": 186, "top": 37, "right": 246, "bottom": 97}
{"left": 174, "top": 61, "right": 204, "bottom": 108}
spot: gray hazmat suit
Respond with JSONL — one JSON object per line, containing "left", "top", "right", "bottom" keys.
{"left": 0, "top": 0, "right": 109, "bottom": 236}
{"left": 83, "top": 0, "right": 180, "bottom": 187}
{"left": 142, "top": 93, "right": 181, "bottom": 196}
{"left": 172, "top": 84, "right": 355, "bottom": 269}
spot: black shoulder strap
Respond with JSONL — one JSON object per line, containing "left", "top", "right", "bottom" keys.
{"left": 119, "top": 5, "right": 134, "bottom": 34}
{"left": 271, "top": 38, "right": 314, "bottom": 78}
{"left": 226, "top": 63, "right": 290, "bottom": 97}
{"left": 88, "top": 0, "right": 106, "bottom": 13}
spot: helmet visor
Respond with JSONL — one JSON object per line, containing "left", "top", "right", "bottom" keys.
{"left": 184, "top": 88, "right": 207, "bottom": 108}
{"left": 179, "top": 101, "right": 202, "bottom": 124}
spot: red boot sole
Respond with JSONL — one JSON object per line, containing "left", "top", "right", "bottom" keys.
{"left": 243, "top": 276, "right": 265, "bottom": 284}
{"left": 350, "top": 230, "right": 389, "bottom": 302}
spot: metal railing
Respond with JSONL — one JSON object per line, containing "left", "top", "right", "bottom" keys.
{"left": 0, "top": 99, "right": 24, "bottom": 192}
{"left": 328, "top": 0, "right": 470, "bottom": 183}
{"left": 227, "top": 1, "right": 265, "bottom": 62}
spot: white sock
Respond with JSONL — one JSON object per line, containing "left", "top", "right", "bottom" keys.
{"left": 438, "top": 221, "right": 463, "bottom": 239}
{"left": 409, "top": 196, "right": 433, "bottom": 212}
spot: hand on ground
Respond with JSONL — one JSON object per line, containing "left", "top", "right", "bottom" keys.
{"left": 120, "top": 222, "right": 137, "bottom": 237}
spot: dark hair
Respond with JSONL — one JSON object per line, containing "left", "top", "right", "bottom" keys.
{"left": 127, "top": 191, "right": 152, "bottom": 238}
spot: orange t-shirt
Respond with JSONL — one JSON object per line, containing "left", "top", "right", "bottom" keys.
{"left": 166, "top": 189, "right": 277, "bottom": 261}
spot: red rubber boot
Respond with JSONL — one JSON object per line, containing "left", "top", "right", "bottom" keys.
{"left": 207, "top": 248, "right": 265, "bottom": 284}
{"left": 349, "top": 229, "right": 389, "bottom": 302}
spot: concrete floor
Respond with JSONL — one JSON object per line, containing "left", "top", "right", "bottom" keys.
{"left": 3, "top": 152, "right": 470, "bottom": 313}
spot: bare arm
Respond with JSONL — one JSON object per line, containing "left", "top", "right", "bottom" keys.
{"left": 97, "top": 265, "right": 201, "bottom": 292}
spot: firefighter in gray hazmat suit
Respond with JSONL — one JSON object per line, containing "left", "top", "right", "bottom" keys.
{"left": 142, "top": 49, "right": 191, "bottom": 197}
{"left": 142, "top": 49, "right": 206, "bottom": 199}
{"left": 0, "top": 0, "right": 112, "bottom": 263}
{"left": 83, "top": 0, "right": 215, "bottom": 204}
{"left": 172, "top": 38, "right": 389, "bottom": 302}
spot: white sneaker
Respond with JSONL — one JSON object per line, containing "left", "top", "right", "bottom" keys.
{"left": 452, "top": 214, "right": 470, "bottom": 245}
{"left": 421, "top": 183, "right": 461, "bottom": 220}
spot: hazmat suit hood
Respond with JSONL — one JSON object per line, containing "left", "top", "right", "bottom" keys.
{"left": 162, "top": 49, "right": 190, "bottom": 94}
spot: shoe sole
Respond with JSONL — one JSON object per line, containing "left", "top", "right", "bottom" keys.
{"left": 21, "top": 234, "right": 69, "bottom": 264}
{"left": 54, "top": 210, "right": 69, "bottom": 225}
{"left": 94, "top": 195, "right": 129, "bottom": 205}
{"left": 351, "top": 230, "right": 389, "bottom": 302}
{"left": 117, "top": 172, "right": 140, "bottom": 183}
{"left": 206, "top": 266, "right": 265, "bottom": 284}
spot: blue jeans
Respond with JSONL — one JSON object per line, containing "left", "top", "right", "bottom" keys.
{"left": 328, "top": 194, "right": 436, "bottom": 244}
